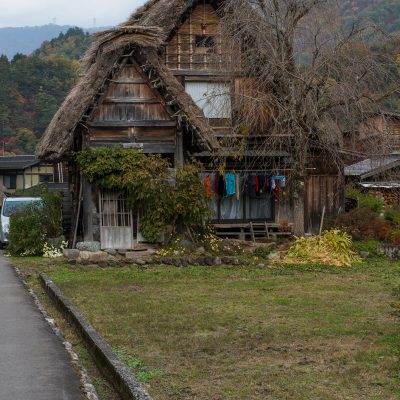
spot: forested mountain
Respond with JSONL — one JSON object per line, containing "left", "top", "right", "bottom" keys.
{"left": 0, "top": 28, "right": 88, "bottom": 155}
{"left": 340, "top": 0, "right": 400, "bottom": 34}
{"left": 0, "top": 24, "right": 107, "bottom": 60}
{"left": 32, "top": 28, "right": 93, "bottom": 60}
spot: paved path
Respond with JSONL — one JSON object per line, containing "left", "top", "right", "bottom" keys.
{"left": 0, "top": 255, "right": 83, "bottom": 400}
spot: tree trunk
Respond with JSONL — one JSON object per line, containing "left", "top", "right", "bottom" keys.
{"left": 292, "top": 172, "right": 306, "bottom": 236}
{"left": 293, "top": 187, "right": 305, "bottom": 236}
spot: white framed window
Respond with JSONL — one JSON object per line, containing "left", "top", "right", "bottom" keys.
{"left": 185, "top": 81, "right": 231, "bottom": 119}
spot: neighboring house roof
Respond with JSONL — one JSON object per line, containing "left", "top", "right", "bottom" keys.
{"left": 36, "top": 0, "right": 221, "bottom": 161}
{"left": 359, "top": 182, "right": 400, "bottom": 189}
{"left": 0, "top": 155, "right": 39, "bottom": 171}
{"left": 344, "top": 154, "right": 400, "bottom": 179}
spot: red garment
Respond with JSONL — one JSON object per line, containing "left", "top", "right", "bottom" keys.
{"left": 204, "top": 175, "right": 213, "bottom": 197}
{"left": 274, "top": 180, "right": 280, "bottom": 202}
{"left": 255, "top": 176, "right": 259, "bottom": 193}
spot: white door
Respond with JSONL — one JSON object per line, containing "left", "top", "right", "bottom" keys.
{"left": 99, "top": 190, "right": 136, "bottom": 249}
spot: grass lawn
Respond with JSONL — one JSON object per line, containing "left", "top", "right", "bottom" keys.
{"left": 12, "top": 258, "right": 400, "bottom": 400}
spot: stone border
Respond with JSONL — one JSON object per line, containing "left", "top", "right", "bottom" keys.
{"left": 39, "top": 273, "right": 154, "bottom": 400}
{"left": 12, "top": 266, "right": 99, "bottom": 400}
{"left": 377, "top": 243, "right": 400, "bottom": 259}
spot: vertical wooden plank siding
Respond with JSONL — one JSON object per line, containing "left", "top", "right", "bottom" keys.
{"left": 165, "top": 4, "right": 223, "bottom": 71}
{"left": 305, "top": 175, "right": 343, "bottom": 233}
{"left": 89, "top": 64, "right": 176, "bottom": 145}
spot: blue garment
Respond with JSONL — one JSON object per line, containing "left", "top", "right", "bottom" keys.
{"left": 272, "top": 175, "right": 286, "bottom": 188}
{"left": 225, "top": 172, "right": 236, "bottom": 197}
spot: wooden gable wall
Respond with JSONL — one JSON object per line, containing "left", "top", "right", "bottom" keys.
{"left": 88, "top": 63, "right": 177, "bottom": 153}
{"left": 165, "top": 3, "right": 224, "bottom": 72}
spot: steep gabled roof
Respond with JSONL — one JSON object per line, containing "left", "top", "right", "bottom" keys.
{"left": 37, "top": 0, "right": 220, "bottom": 161}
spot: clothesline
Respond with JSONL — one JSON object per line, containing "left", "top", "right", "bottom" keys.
{"left": 201, "top": 168, "right": 316, "bottom": 173}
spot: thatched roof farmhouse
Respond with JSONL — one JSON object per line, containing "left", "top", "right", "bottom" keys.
{"left": 37, "top": 0, "right": 343, "bottom": 248}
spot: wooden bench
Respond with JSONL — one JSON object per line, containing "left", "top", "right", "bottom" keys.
{"left": 213, "top": 222, "right": 293, "bottom": 242}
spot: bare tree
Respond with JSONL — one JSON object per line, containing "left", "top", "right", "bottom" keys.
{"left": 219, "top": 0, "right": 399, "bottom": 235}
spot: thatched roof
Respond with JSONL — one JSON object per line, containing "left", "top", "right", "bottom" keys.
{"left": 37, "top": 0, "right": 219, "bottom": 161}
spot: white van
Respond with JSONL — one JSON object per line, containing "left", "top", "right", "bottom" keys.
{"left": 0, "top": 197, "right": 42, "bottom": 244}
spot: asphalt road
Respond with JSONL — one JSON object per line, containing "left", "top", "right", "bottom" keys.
{"left": 0, "top": 255, "right": 83, "bottom": 400}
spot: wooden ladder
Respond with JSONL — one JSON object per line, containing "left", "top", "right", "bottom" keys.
{"left": 265, "top": 221, "right": 270, "bottom": 240}
{"left": 250, "top": 222, "right": 256, "bottom": 242}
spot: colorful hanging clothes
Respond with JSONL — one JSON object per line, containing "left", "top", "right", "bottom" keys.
{"left": 273, "top": 175, "right": 286, "bottom": 187}
{"left": 258, "top": 175, "right": 266, "bottom": 194}
{"left": 274, "top": 180, "right": 280, "bottom": 202}
{"left": 214, "top": 172, "right": 220, "bottom": 195}
{"left": 246, "top": 175, "right": 257, "bottom": 198}
{"left": 218, "top": 174, "right": 226, "bottom": 197}
{"left": 204, "top": 175, "right": 213, "bottom": 197}
{"left": 225, "top": 172, "right": 236, "bottom": 197}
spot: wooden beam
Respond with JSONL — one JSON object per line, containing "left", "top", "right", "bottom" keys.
{"left": 89, "top": 121, "right": 177, "bottom": 128}
{"left": 170, "top": 70, "right": 232, "bottom": 77}
{"left": 103, "top": 98, "right": 161, "bottom": 104}
{"left": 108, "top": 79, "right": 146, "bottom": 84}
{"left": 89, "top": 142, "right": 176, "bottom": 154}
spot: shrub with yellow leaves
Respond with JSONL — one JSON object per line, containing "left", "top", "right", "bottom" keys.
{"left": 283, "top": 229, "right": 361, "bottom": 267}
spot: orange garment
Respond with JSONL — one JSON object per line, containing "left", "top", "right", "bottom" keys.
{"left": 204, "top": 175, "right": 213, "bottom": 197}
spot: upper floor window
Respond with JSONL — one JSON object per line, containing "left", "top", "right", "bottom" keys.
{"left": 185, "top": 81, "right": 231, "bottom": 119}
{"left": 195, "top": 35, "right": 215, "bottom": 54}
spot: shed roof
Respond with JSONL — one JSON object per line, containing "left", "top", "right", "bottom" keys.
{"left": 344, "top": 154, "right": 400, "bottom": 179}
{"left": 0, "top": 155, "right": 40, "bottom": 170}
{"left": 359, "top": 182, "right": 400, "bottom": 189}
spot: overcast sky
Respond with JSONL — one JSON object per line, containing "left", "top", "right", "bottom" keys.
{"left": 0, "top": 0, "right": 147, "bottom": 28}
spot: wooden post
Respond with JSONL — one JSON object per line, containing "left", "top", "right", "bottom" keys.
{"left": 82, "top": 179, "right": 95, "bottom": 242}
{"left": 319, "top": 205, "right": 326, "bottom": 236}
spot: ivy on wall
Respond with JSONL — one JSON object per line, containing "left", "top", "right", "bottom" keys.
{"left": 76, "top": 147, "right": 211, "bottom": 242}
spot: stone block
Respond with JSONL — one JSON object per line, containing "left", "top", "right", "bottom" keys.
{"left": 63, "top": 249, "right": 80, "bottom": 260}
{"left": 214, "top": 257, "right": 222, "bottom": 265}
{"left": 76, "top": 241, "right": 101, "bottom": 253}
{"left": 105, "top": 249, "right": 117, "bottom": 256}
{"left": 268, "top": 252, "right": 280, "bottom": 260}
{"left": 78, "top": 251, "right": 108, "bottom": 264}
{"left": 125, "top": 252, "right": 137, "bottom": 259}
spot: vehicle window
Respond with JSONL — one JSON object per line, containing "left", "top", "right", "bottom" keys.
{"left": 2, "top": 200, "right": 41, "bottom": 217}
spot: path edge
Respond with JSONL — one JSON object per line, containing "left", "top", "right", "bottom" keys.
{"left": 12, "top": 266, "right": 99, "bottom": 400}
{"left": 39, "top": 272, "right": 154, "bottom": 400}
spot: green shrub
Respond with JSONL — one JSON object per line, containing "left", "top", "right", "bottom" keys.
{"left": 7, "top": 190, "right": 63, "bottom": 256}
{"left": 77, "top": 147, "right": 210, "bottom": 243}
{"left": 384, "top": 207, "right": 400, "bottom": 228}
{"left": 7, "top": 203, "right": 47, "bottom": 256}
{"left": 41, "top": 189, "right": 63, "bottom": 237}
{"left": 253, "top": 245, "right": 275, "bottom": 259}
{"left": 346, "top": 187, "right": 384, "bottom": 213}
{"left": 352, "top": 239, "right": 380, "bottom": 256}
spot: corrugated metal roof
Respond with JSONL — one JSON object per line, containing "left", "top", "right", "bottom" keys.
{"left": 0, "top": 155, "right": 39, "bottom": 170}
{"left": 359, "top": 182, "right": 400, "bottom": 189}
{"left": 344, "top": 154, "right": 400, "bottom": 178}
